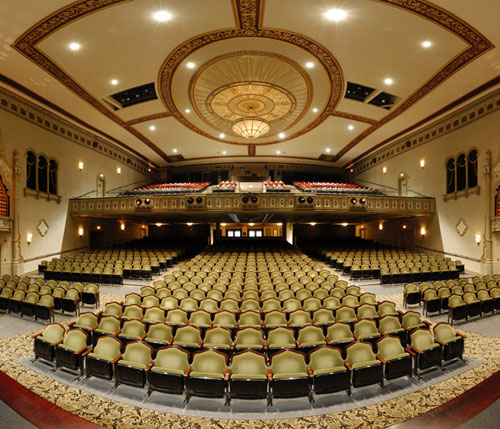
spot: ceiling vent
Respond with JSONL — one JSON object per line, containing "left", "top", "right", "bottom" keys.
{"left": 344, "top": 81, "right": 400, "bottom": 110}
{"left": 104, "top": 83, "right": 157, "bottom": 109}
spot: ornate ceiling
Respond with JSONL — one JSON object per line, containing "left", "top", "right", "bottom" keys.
{"left": 0, "top": 0, "right": 498, "bottom": 169}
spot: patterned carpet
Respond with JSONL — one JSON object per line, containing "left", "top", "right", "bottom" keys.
{"left": 1, "top": 291, "right": 499, "bottom": 428}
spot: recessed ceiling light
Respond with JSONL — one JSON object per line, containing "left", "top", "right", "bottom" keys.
{"left": 173, "top": 148, "right": 178, "bottom": 153}
{"left": 153, "top": 11, "right": 172, "bottom": 22}
{"left": 219, "top": 133, "right": 225, "bottom": 139}
{"left": 422, "top": 40, "right": 432, "bottom": 48}
{"left": 312, "top": 108, "right": 318, "bottom": 113}
{"left": 222, "top": 151, "right": 227, "bottom": 155}
{"left": 326, "top": 148, "right": 331, "bottom": 153}
{"left": 110, "top": 79, "right": 118, "bottom": 85}
{"left": 278, "top": 132, "right": 285, "bottom": 139}
{"left": 305, "top": 62, "right": 314, "bottom": 69}
{"left": 348, "top": 124, "right": 354, "bottom": 130}
{"left": 68, "top": 42, "right": 81, "bottom": 51}
{"left": 276, "top": 150, "right": 281, "bottom": 154}
{"left": 186, "top": 62, "right": 195, "bottom": 69}
{"left": 149, "top": 125, "right": 156, "bottom": 131}
{"left": 324, "top": 9, "right": 347, "bottom": 22}
{"left": 384, "top": 78, "right": 393, "bottom": 85}
{"left": 185, "top": 109, "right": 191, "bottom": 113}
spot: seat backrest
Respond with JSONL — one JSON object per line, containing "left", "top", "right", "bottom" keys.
{"left": 312, "top": 308, "right": 335, "bottom": 324}
{"left": 204, "top": 327, "right": 232, "bottom": 346}
{"left": 267, "top": 327, "right": 295, "bottom": 346}
{"left": 235, "top": 327, "right": 264, "bottom": 346}
{"left": 297, "top": 326, "right": 324, "bottom": 343}
{"left": 327, "top": 322, "right": 353, "bottom": 341}
{"left": 123, "top": 305, "right": 143, "bottom": 319}
{"left": 463, "top": 292, "right": 478, "bottom": 304}
{"left": 231, "top": 351, "right": 267, "bottom": 376}
{"left": 98, "top": 316, "right": 121, "bottom": 332}
{"left": 309, "top": 346, "right": 344, "bottom": 372}
{"left": 42, "top": 323, "right": 65, "bottom": 342}
{"left": 433, "top": 323, "right": 455, "bottom": 343}
{"left": 77, "top": 312, "right": 98, "bottom": 329}
{"left": 379, "top": 315, "right": 402, "bottom": 332}
{"left": 336, "top": 306, "right": 356, "bottom": 320}
{"left": 239, "top": 310, "right": 262, "bottom": 326}
{"left": 377, "top": 336, "right": 404, "bottom": 359}
{"left": 410, "top": 329, "right": 435, "bottom": 349}
{"left": 122, "top": 320, "right": 146, "bottom": 337}
{"left": 354, "top": 319, "right": 378, "bottom": 336}
{"left": 271, "top": 350, "right": 307, "bottom": 375}
{"left": 191, "top": 350, "right": 227, "bottom": 377}
{"left": 358, "top": 304, "right": 377, "bottom": 318}
{"left": 103, "top": 302, "right": 122, "bottom": 316}
{"left": 448, "top": 294, "right": 464, "bottom": 307}
{"left": 39, "top": 294, "right": 54, "bottom": 306}
{"left": 174, "top": 326, "right": 202, "bottom": 344}
{"left": 213, "top": 311, "right": 237, "bottom": 327}
{"left": 264, "top": 310, "right": 287, "bottom": 326}
{"left": 154, "top": 347, "right": 189, "bottom": 371}
{"left": 346, "top": 342, "right": 376, "bottom": 365}
{"left": 424, "top": 289, "right": 438, "bottom": 300}
{"left": 165, "top": 309, "right": 188, "bottom": 324}
{"left": 121, "top": 342, "right": 152, "bottom": 366}
{"left": 289, "top": 309, "right": 312, "bottom": 325}
{"left": 63, "top": 329, "right": 88, "bottom": 350}
{"left": 65, "top": 288, "right": 79, "bottom": 300}
{"left": 401, "top": 311, "right": 422, "bottom": 328}
{"left": 147, "top": 323, "right": 173, "bottom": 341}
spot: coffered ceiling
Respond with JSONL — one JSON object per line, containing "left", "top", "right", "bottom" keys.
{"left": 0, "top": 0, "right": 498, "bottom": 169}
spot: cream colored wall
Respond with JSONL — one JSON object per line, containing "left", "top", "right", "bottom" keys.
{"left": 355, "top": 109, "right": 500, "bottom": 274}
{"left": 0, "top": 108, "right": 148, "bottom": 275}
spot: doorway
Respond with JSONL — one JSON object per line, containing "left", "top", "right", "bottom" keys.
{"left": 97, "top": 176, "right": 105, "bottom": 197}
{"left": 398, "top": 173, "right": 407, "bottom": 196}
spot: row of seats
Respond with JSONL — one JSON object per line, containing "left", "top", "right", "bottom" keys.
{"left": 213, "top": 181, "right": 237, "bottom": 192}
{"left": 293, "top": 182, "right": 382, "bottom": 195}
{"left": 265, "top": 181, "right": 289, "bottom": 192}
{"left": 123, "top": 182, "right": 210, "bottom": 195}
{"left": 33, "top": 321, "right": 465, "bottom": 405}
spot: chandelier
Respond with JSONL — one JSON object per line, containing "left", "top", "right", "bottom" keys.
{"left": 232, "top": 116, "right": 271, "bottom": 139}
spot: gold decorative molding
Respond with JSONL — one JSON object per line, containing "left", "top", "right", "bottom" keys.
{"left": 456, "top": 218, "right": 468, "bottom": 237}
{"left": 37, "top": 219, "right": 49, "bottom": 237}
{"left": 126, "top": 112, "right": 172, "bottom": 126}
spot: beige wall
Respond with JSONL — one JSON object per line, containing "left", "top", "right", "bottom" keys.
{"left": 355, "top": 108, "right": 500, "bottom": 274}
{"left": 0, "top": 107, "right": 148, "bottom": 275}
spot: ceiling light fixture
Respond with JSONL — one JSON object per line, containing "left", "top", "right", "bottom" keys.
{"left": 153, "top": 11, "right": 172, "bottom": 22}
{"left": 312, "top": 108, "right": 318, "bottom": 113}
{"left": 222, "top": 151, "right": 227, "bottom": 155}
{"left": 276, "top": 150, "right": 281, "bottom": 154}
{"left": 232, "top": 104, "right": 271, "bottom": 139}
{"left": 422, "top": 40, "right": 432, "bottom": 48}
{"left": 149, "top": 125, "right": 156, "bottom": 131}
{"left": 173, "top": 148, "right": 178, "bottom": 153}
{"left": 110, "top": 79, "right": 118, "bottom": 85}
{"left": 326, "top": 148, "right": 331, "bottom": 153}
{"left": 348, "top": 124, "right": 354, "bottom": 130}
{"left": 384, "top": 78, "right": 393, "bottom": 85}
{"left": 305, "top": 62, "right": 314, "bottom": 68}
{"left": 324, "top": 8, "right": 347, "bottom": 22}
{"left": 219, "top": 133, "right": 225, "bottom": 139}
{"left": 68, "top": 42, "right": 81, "bottom": 51}
{"left": 186, "top": 62, "right": 195, "bottom": 69}
{"left": 185, "top": 109, "right": 191, "bottom": 113}
{"left": 278, "top": 132, "right": 285, "bottom": 139}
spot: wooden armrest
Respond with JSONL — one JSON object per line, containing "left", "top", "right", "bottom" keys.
{"left": 307, "top": 366, "right": 313, "bottom": 377}
{"left": 54, "top": 340, "right": 64, "bottom": 346}
{"left": 267, "top": 369, "right": 273, "bottom": 382}
{"left": 198, "top": 341, "right": 202, "bottom": 347}
{"left": 435, "top": 339, "right": 446, "bottom": 346}
{"left": 75, "top": 346, "right": 88, "bottom": 354}
{"left": 411, "top": 346, "right": 422, "bottom": 354}
{"left": 457, "top": 332, "right": 467, "bottom": 339}
{"left": 82, "top": 348, "right": 93, "bottom": 356}
{"left": 68, "top": 321, "right": 75, "bottom": 327}
{"left": 264, "top": 341, "right": 268, "bottom": 349}
{"left": 139, "top": 334, "right": 146, "bottom": 340}
{"left": 145, "top": 362, "right": 153, "bottom": 372}
{"left": 184, "top": 366, "right": 191, "bottom": 377}
{"left": 376, "top": 354, "right": 387, "bottom": 364}
{"left": 397, "top": 310, "right": 405, "bottom": 315}
{"left": 405, "top": 347, "right": 416, "bottom": 356}
{"left": 353, "top": 334, "right": 360, "bottom": 340}
{"left": 111, "top": 355, "right": 122, "bottom": 364}
{"left": 224, "top": 368, "right": 230, "bottom": 381}
{"left": 114, "top": 330, "right": 121, "bottom": 336}
{"left": 296, "top": 340, "right": 302, "bottom": 348}
{"left": 32, "top": 332, "right": 42, "bottom": 339}
{"left": 345, "top": 362, "right": 354, "bottom": 371}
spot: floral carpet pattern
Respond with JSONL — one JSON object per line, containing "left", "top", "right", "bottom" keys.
{"left": 1, "top": 290, "right": 499, "bottom": 428}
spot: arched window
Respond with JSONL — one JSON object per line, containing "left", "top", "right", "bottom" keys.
{"left": 446, "top": 158, "right": 455, "bottom": 194}
{"left": 26, "top": 150, "right": 37, "bottom": 190}
{"left": 49, "top": 159, "right": 58, "bottom": 195}
{"left": 0, "top": 176, "right": 9, "bottom": 217}
{"left": 467, "top": 149, "right": 478, "bottom": 188}
{"left": 38, "top": 155, "right": 48, "bottom": 193}
{"left": 456, "top": 153, "right": 466, "bottom": 191}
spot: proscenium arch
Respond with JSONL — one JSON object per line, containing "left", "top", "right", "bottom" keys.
{"left": 158, "top": 31, "right": 343, "bottom": 146}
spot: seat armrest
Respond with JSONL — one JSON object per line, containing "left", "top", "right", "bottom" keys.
{"left": 435, "top": 339, "right": 446, "bottom": 346}
{"left": 345, "top": 362, "right": 354, "bottom": 371}
{"left": 411, "top": 346, "right": 422, "bottom": 354}
{"left": 224, "top": 368, "right": 230, "bottom": 381}
{"left": 376, "top": 354, "right": 387, "bottom": 364}
{"left": 457, "top": 332, "right": 467, "bottom": 339}
{"left": 264, "top": 341, "right": 268, "bottom": 349}
{"left": 296, "top": 340, "right": 302, "bottom": 348}
{"left": 184, "top": 366, "right": 191, "bottom": 377}
{"left": 82, "top": 348, "right": 93, "bottom": 356}
{"left": 68, "top": 321, "right": 76, "bottom": 328}
{"left": 145, "top": 362, "right": 153, "bottom": 372}
{"left": 405, "top": 347, "right": 416, "bottom": 356}
{"left": 76, "top": 346, "right": 88, "bottom": 354}
{"left": 267, "top": 369, "right": 272, "bottom": 382}
{"left": 353, "top": 334, "right": 360, "bottom": 341}
{"left": 110, "top": 355, "right": 122, "bottom": 364}
{"left": 307, "top": 366, "right": 313, "bottom": 377}
{"left": 139, "top": 334, "right": 146, "bottom": 340}
{"left": 32, "top": 332, "right": 43, "bottom": 339}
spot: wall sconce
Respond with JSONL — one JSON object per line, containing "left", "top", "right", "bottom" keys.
{"left": 420, "top": 159, "right": 425, "bottom": 169}
{"left": 420, "top": 226, "right": 426, "bottom": 236}
{"left": 96, "top": 225, "right": 101, "bottom": 230}
{"left": 475, "top": 233, "right": 481, "bottom": 246}
{"left": 116, "top": 167, "right": 121, "bottom": 174}
{"left": 341, "top": 222, "right": 348, "bottom": 227}
{"left": 379, "top": 222, "right": 384, "bottom": 231}
{"left": 310, "top": 222, "right": 316, "bottom": 226}
{"left": 220, "top": 223, "right": 227, "bottom": 227}
{"left": 26, "top": 233, "right": 32, "bottom": 245}
{"left": 99, "top": 173, "right": 104, "bottom": 178}
{"left": 78, "top": 161, "right": 84, "bottom": 171}
{"left": 402, "top": 225, "right": 407, "bottom": 229}
{"left": 276, "top": 222, "right": 283, "bottom": 226}
{"left": 120, "top": 223, "right": 125, "bottom": 231}
{"left": 382, "top": 167, "right": 387, "bottom": 174}
{"left": 186, "top": 222, "right": 193, "bottom": 226}
{"left": 78, "top": 227, "right": 84, "bottom": 237}
{"left": 248, "top": 223, "right": 255, "bottom": 226}
{"left": 156, "top": 223, "right": 163, "bottom": 227}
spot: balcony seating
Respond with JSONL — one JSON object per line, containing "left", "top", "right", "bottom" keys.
{"left": 124, "top": 182, "right": 210, "bottom": 195}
